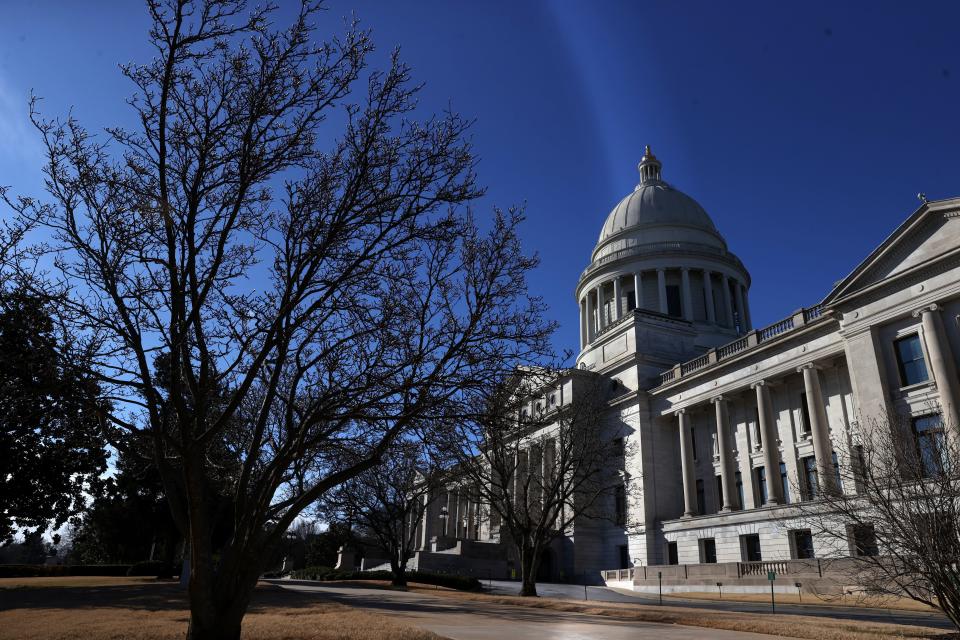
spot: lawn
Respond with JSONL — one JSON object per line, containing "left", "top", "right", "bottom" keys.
{"left": 0, "top": 577, "right": 445, "bottom": 640}
{"left": 312, "top": 579, "right": 954, "bottom": 640}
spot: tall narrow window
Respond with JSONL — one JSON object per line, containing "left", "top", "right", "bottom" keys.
{"left": 615, "top": 484, "right": 627, "bottom": 526}
{"left": 667, "top": 542, "right": 679, "bottom": 565}
{"left": 696, "top": 479, "right": 705, "bottom": 515}
{"left": 700, "top": 538, "right": 717, "bottom": 564}
{"left": 801, "top": 456, "right": 818, "bottom": 500}
{"left": 735, "top": 471, "right": 744, "bottom": 510}
{"left": 666, "top": 285, "right": 682, "bottom": 318}
{"left": 754, "top": 467, "right": 767, "bottom": 507}
{"left": 780, "top": 462, "right": 790, "bottom": 504}
{"left": 895, "top": 334, "right": 930, "bottom": 386}
{"left": 913, "top": 414, "right": 947, "bottom": 477}
{"left": 626, "top": 291, "right": 636, "bottom": 311}
{"left": 799, "top": 392, "right": 811, "bottom": 438}
{"left": 791, "top": 529, "right": 815, "bottom": 559}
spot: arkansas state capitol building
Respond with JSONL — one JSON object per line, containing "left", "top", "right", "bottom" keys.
{"left": 383, "top": 146, "right": 960, "bottom": 589}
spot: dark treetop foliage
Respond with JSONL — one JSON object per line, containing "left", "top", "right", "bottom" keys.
{"left": 0, "top": 290, "right": 108, "bottom": 544}
{"left": 2, "top": 1, "right": 553, "bottom": 638}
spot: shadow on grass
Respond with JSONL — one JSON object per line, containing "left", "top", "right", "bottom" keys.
{"left": 0, "top": 581, "right": 338, "bottom": 614}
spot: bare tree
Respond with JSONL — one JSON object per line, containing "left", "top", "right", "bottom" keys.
{"left": 327, "top": 439, "right": 443, "bottom": 586}
{"left": 3, "top": 1, "right": 553, "bottom": 638}
{"left": 451, "top": 369, "right": 628, "bottom": 597}
{"left": 793, "top": 408, "right": 960, "bottom": 630}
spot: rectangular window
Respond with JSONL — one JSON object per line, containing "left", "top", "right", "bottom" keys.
{"left": 780, "top": 462, "right": 790, "bottom": 504}
{"left": 853, "top": 445, "right": 866, "bottom": 493}
{"left": 895, "top": 334, "right": 930, "bottom": 387}
{"left": 741, "top": 533, "right": 762, "bottom": 562}
{"left": 615, "top": 484, "right": 627, "bottom": 526}
{"left": 913, "top": 414, "right": 947, "bottom": 477}
{"left": 666, "top": 284, "right": 683, "bottom": 318}
{"left": 667, "top": 541, "right": 679, "bottom": 565}
{"left": 619, "top": 545, "right": 630, "bottom": 569}
{"left": 832, "top": 451, "right": 842, "bottom": 492}
{"left": 626, "top": 291, "right": 636, "bottom": 311}
{"left": 715, "top": 475, "right": 723, "bottom": 507}
{"left": 700, "top": 538, "right": 717, "bottom": 564}
{"left": 753, "top": 408, "right": 762, "bottom": 450}
{"left": 696, "top": 479, "right": 705, "bottom": 515}
{"left": 754, "top": 467, "right": 767, "bottom": 507}
{"left": 801, "top": 456, "right": 818, "bottom": 500}
{"left": 735, "top": 471, "right": 744, "bottom": 510}
{"left": 612, "top": 437, "right": 625, "bottom": 458}
{"left": 851, "top": 524, "right": 879, "bottom": 557}
{"left": 799, "top": 393, "right": 811, "bottom": 437}
{"left": 691, "top": 426, "right": 697, "bottom": 461}
{"left": 791, "top": 529, "right": 815, "bottom": 559}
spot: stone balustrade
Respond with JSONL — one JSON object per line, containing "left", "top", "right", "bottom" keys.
{"left": 656, "top": 304, "right": 830, "bottom": 387}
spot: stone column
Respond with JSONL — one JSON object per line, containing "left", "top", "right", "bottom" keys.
{"left": 613, "top": 276, "right": 622, "bottom": 321}
{"left": 741, "top": 284, "right": 753, "bottom": 330}
{"left": 587, "top": 292, "right": 597, "bottom": 340}
{"left": 657, "top": 268, "right": 668, "bottom": 315}
{"left": 915, "top": 304, "right": 960, "bottom": 439}
{"left": 752, "top": 381, "right": 783, "bottom": 505}
{"left": 420, "top": 490, "right": 434, "bottom": 548}
{"left": 799, "top": 364, "right": 838, "bottom": 493}
{"left": 579, "top": 298, "right": 587, "bottom": 349}
{"left": 722, "top": 274, "right": 735, "bottom": 328}
{"left": 594, "top": 285, "right": 603, "bottom": 332}
{"left": 713, "top": 396, "right": 737, "bottom": 511}
{"left": 733, "top": 280, "right": 746, "bottom": 334}
{"left": 634, "top": 272, "right": 643, "bottom": 310}
{"left": 703, "top": 270, "right": 716, "bottom": 324}
{"left": 677, "top": 410, "right": 697, "bottom": 517}
{"left": 681, "top": 268, "right": 694, "bottom": 321}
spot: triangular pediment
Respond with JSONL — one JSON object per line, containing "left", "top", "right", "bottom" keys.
{"left": 823, "top": 197, "right": 960, "bottom": 306}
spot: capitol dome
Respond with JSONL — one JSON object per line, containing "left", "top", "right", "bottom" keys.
{"left": 592, "top": 146, "right": 727, "bottom": 261}
{"left": 575, "top": 146, "right": 753, "bottom": 355}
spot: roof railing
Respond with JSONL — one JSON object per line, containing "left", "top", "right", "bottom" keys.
{"left": 656, "top": 304, "right": 829, "bottom": 387}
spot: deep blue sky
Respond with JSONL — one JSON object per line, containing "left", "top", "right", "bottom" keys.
{"left": 2, "top": 1, "right": 958, "bottom": 355}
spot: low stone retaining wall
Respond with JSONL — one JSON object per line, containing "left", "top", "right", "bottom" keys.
{"left": 603, "top": 558, "right": 861, "bottom": 595}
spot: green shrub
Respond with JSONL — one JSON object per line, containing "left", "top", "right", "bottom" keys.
{"left": 0, "top": 564, "right": 133, "bottom": 578}
{"left": 126, "top": 561, "right": 174, "bottom": 577}
{"left": 286, "top": 567, "right": 480, "bottom": 591}
{"left": 288, "top": 565, "right": 333, "bottom": 580}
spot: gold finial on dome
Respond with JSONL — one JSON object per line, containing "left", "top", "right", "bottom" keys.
{"left": 638, "top": 145, "right": 662, "bottom": 184}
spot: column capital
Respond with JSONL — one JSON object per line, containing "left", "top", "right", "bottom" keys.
{"left": 657, "top": 267, "right": 667, "bottom": 273}
{"left": 681, "top": 266, "right": 690, "bottom": 273}
{"left": 913, "top": 303, "right": 941, "bottom": 318}
{"left": 750, "top": 380, "right": 767, "bottom": 390}
{"left": 711, "top": 395, "right": 726, "bottom": 404}
{"left": 675, "top": 407, "right": 687, "bottom": 416}
{"left": 796, "top": 362, "right": 824, "bottom": 373}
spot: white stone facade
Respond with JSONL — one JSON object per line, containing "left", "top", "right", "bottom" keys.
{"left": 411, "top": 147, "right": 960, "bottom": 585}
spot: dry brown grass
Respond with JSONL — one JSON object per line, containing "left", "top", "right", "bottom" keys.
{"left": 0, "top": 576, "right": 159, "bottom": 589}
{"left": 0, "top": 577, "right": 444, "bottom": 640}
{"left": 395, "top": 582, "right": 955, "bottom": 640}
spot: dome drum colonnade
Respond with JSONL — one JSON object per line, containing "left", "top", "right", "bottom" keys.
{"left": 578, "top": 266, "right": 752, "bottom": 347}
{"left": 576, "top": 147, "right": 752, "bottom": 349}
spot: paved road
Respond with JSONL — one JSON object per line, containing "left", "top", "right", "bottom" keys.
{"left": 484, "top": 580, "right": 953, "bottom": 631}
{"left": 277, "top": 581, "right": 782, "bottom": 640}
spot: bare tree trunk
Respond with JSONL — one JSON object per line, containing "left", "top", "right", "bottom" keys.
{"left": 186, "top": 552, "right": 261, "bottom": 640}
{"left": 390, "top": 554, "right": 408, "bottom": 587}
{"left": 519, "top": 545, "right": 539, "bottom": 597}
